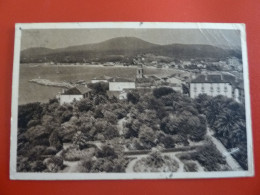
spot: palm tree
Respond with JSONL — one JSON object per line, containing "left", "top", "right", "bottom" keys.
{"left": 213, "top": 108, "right": 246, "bottom": 148}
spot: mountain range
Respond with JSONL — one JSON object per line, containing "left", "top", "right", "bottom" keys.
{"left": 20, "top": 37, "right": 241, "bottom": 63}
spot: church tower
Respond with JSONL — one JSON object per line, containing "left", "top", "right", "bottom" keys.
{"left": 136, "top": 65, "right": 144, "bottom": 79}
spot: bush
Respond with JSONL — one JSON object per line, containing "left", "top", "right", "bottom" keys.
{"left": 160, "top": 135, "right": 175, "bottom": 149}
{"left": 62, "top": 146, "right": 95, "bottom": 161}
{"left": 81, "top": 157, "right": 129, "bottom": 173}
{"left": 193, "top": 144, "right": 227, "bottom": 171}
{"left": 27, "top": 145, "right": 47, "bottom": 161}
{"left": 43, "top": 156, "right": 63, "bottom": 172}
{"left": 44, "top": 146, "right": 58, "bottom": 155}
{"left": 61, "top": 110, "right": 73, "bottom": 123}
{"left": 133, "top": 150, "right": 179, "bottom": 172}
{"left": 30, "top": 160, "right": 46, "bottom": 172}
{"left": 25, "top": 125, "right": 49, "bottom": 141}
{"left": 49, "top": 130, "right": 62, "bottom": 150}
{"left": 183, "top": 161, "right": 198, "bottom": 172}
{"left": 95, "top": 145, "right": 118, "bottom": 159}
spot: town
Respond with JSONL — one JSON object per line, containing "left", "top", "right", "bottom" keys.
{"left": 56, "top": 56, "right": 244, "bottom": 105}
{"left": 16, "top": 32, "right": 247, "bottom": 174}
{"left": 16, "top": 56, "right": 247, "bottom": 174}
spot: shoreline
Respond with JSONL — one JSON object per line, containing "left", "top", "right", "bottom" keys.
{"left": 29, "top": 78, "right": 74, "bottom": 89}
{"left": 21, "top": 63, "right": 139, "bottom": 68}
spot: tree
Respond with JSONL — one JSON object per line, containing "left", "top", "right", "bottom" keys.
{"left": 103, "top": 110, "right": 117, "bottom": 125}
{"left": 153, "top": 87, "right": 174, "bottom": 98}
{"left": 160, "top": 135, "right": 175, "bottom": 148}
{"left": 103, "top": 124, "right": 119, "bottom": 140}
{"left": 146, "top": 150, "right": 164, "bottom": 167}
{"left": 76, "top": 99, "right": 93, "bottom": 112}
{"left": 88, "top": 82, "right": 109, "bottom": 95}
{"left": 93, "top": 94, "right": 108, "bottom": 105}
{"left": 18, "top": 102, "right": 43, "bottom": 128}
{"left": 61, "top": 110, "right": 73, "bottom": 123}
{"left": 72, "top": 131, "right": 90, "bottom": 149}
{"left": 49, "top": 130, "right": 62, "bottom": 150}
{"left": 195, "top": 94, "right": 211, "bottom": 114}
{"left": 138, "top": 125, "right": 156, "bottom": 149}
{"left": 127, "top": 91, "right": 140, "bottom": 104}
{"left": 124, "top": 119, "right": 142, "bottom": 138}
{"left": 204, "top": 95, "right": 230, "bottom": 126}
{"left": 193, "top": 143, "right": 226, "bottom": 171}
{"left": 161, "top": 115, "right": 180, "bottom": 135}
{"left": 186, "top": 115, "right": 206, "bottom": 141}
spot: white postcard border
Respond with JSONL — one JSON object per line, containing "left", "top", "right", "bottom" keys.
{"left": 10, "top": 22, "right": 254, "bottom": 180}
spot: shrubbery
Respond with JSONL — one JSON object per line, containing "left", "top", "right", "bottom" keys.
{"left": 179, "top": 143, "right": 228, "bottom": 171}
{"left": 183, "top": 161, "right": 198, "bottom": 172}
{"left": 133, "top": 150, "right": 179, "bottom": 172}
{"left": 80, "top": 144, "right": 129, "bottom": 173}
{"left": 195, "top": 94, "right": 247, "bottom": 169}
{"left": 17, "top": 85, "right": 246, "bottom": 173}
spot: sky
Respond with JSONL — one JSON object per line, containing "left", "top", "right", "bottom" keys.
{"left": 21, "top": 28, "right": 241, "bottom": 50}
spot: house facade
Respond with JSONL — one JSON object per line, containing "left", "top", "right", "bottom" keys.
{"left": 190, "top": 74, "right": 243, "bottom": 103}
{"left": 58, "top": 86, "right": 92, "bottom": 105}
{"left": 108, "top": 78, "right": 136, "bottom": 99}
{"left": 109, "top": 78, "right": 136, "bottom": 91}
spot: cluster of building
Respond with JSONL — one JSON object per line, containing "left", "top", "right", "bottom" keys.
{"left": 57, "top": 64, "right": 244, "bottom": 105}
{"left": 134, "top": 54, "right": 242, "bottom": 73}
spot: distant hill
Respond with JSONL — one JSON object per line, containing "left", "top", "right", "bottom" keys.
{"left": 62, "top": 37, "right": 158, "bottom": 52}
{"left": 20, "top": 37, "right": 241, "bottom": 63}
{"left": 21, "top": 47, "right": 54, "bottom": 58}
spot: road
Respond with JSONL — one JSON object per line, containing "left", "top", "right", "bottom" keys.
{"left": 206, "top": 128, "right": 243, "bottom": 171}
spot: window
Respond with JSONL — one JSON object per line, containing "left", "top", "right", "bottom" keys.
{"left": 217, "top": 86, "right": 220, "bottom": 92}
{"left": 201, "top": 84, "right": 205, "bottom": 93}
{"left": 210, "top": 85, "right": 214, "bottom": 92}
{"left": 224, "top": 86, "right": 228, "bottom": 92}
{"left": 194, "top": 86, "right": 197, "bottom": 92}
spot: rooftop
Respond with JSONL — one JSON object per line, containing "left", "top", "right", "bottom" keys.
{"left": 92, "top": 75, "right": 111, "bottom": 80}
{"left": 109, "top": 77, "right": 135, "bottom": 82}
{"left": 62, "top": 86, "right": 92, "bottom": 95}
{"left": 191, "top": 74, "right": 237, "bottom": 84}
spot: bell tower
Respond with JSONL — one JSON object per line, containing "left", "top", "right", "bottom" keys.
{"left": 136, "top": 65, "right": 144, "bottom": 79}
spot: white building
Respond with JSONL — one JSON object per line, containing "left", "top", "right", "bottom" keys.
{"left": 107, "top": 78, "right": 136, "bottom": 99}
{"left": 58, "top": 86, "right": 92, "bottom": 105}
{"left": 190, "top": 74, "right": 243, "bottom": 103}
{"left": 109, "top": 78, "right": 136, "bottom": 91}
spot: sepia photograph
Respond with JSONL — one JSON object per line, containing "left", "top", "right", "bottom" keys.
{"left": 10, "top": 22, "right": 254, "bottom": 180}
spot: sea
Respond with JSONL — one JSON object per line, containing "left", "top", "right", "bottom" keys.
{"left": 18, "top": 63, "right": 182, "bottom": 105}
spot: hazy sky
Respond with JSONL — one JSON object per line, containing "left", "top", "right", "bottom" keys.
{"left": 21, "top": 28, "right": 241, "bottom": 50}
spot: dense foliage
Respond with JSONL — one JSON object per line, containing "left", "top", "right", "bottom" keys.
{"left": 17, "top": 85, "right": 247, "bottom": 172}
{"left": 133, "top": 150, "right": 179, "bottom": 172}
{"left": 195, "top": 94, "right": 247, "bottom": 169}
{"left": 179, "top": 143, "right": 229, "bottom": 171}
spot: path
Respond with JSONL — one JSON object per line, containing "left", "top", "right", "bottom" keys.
{"left": 117, "top": 117, "right": 127, "bottom": 135}
{"left": 61, "top": 161, "right": 82, "bottom": 173}
{"left": 206, "top": 128, "right": 243, "bottom": 171}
